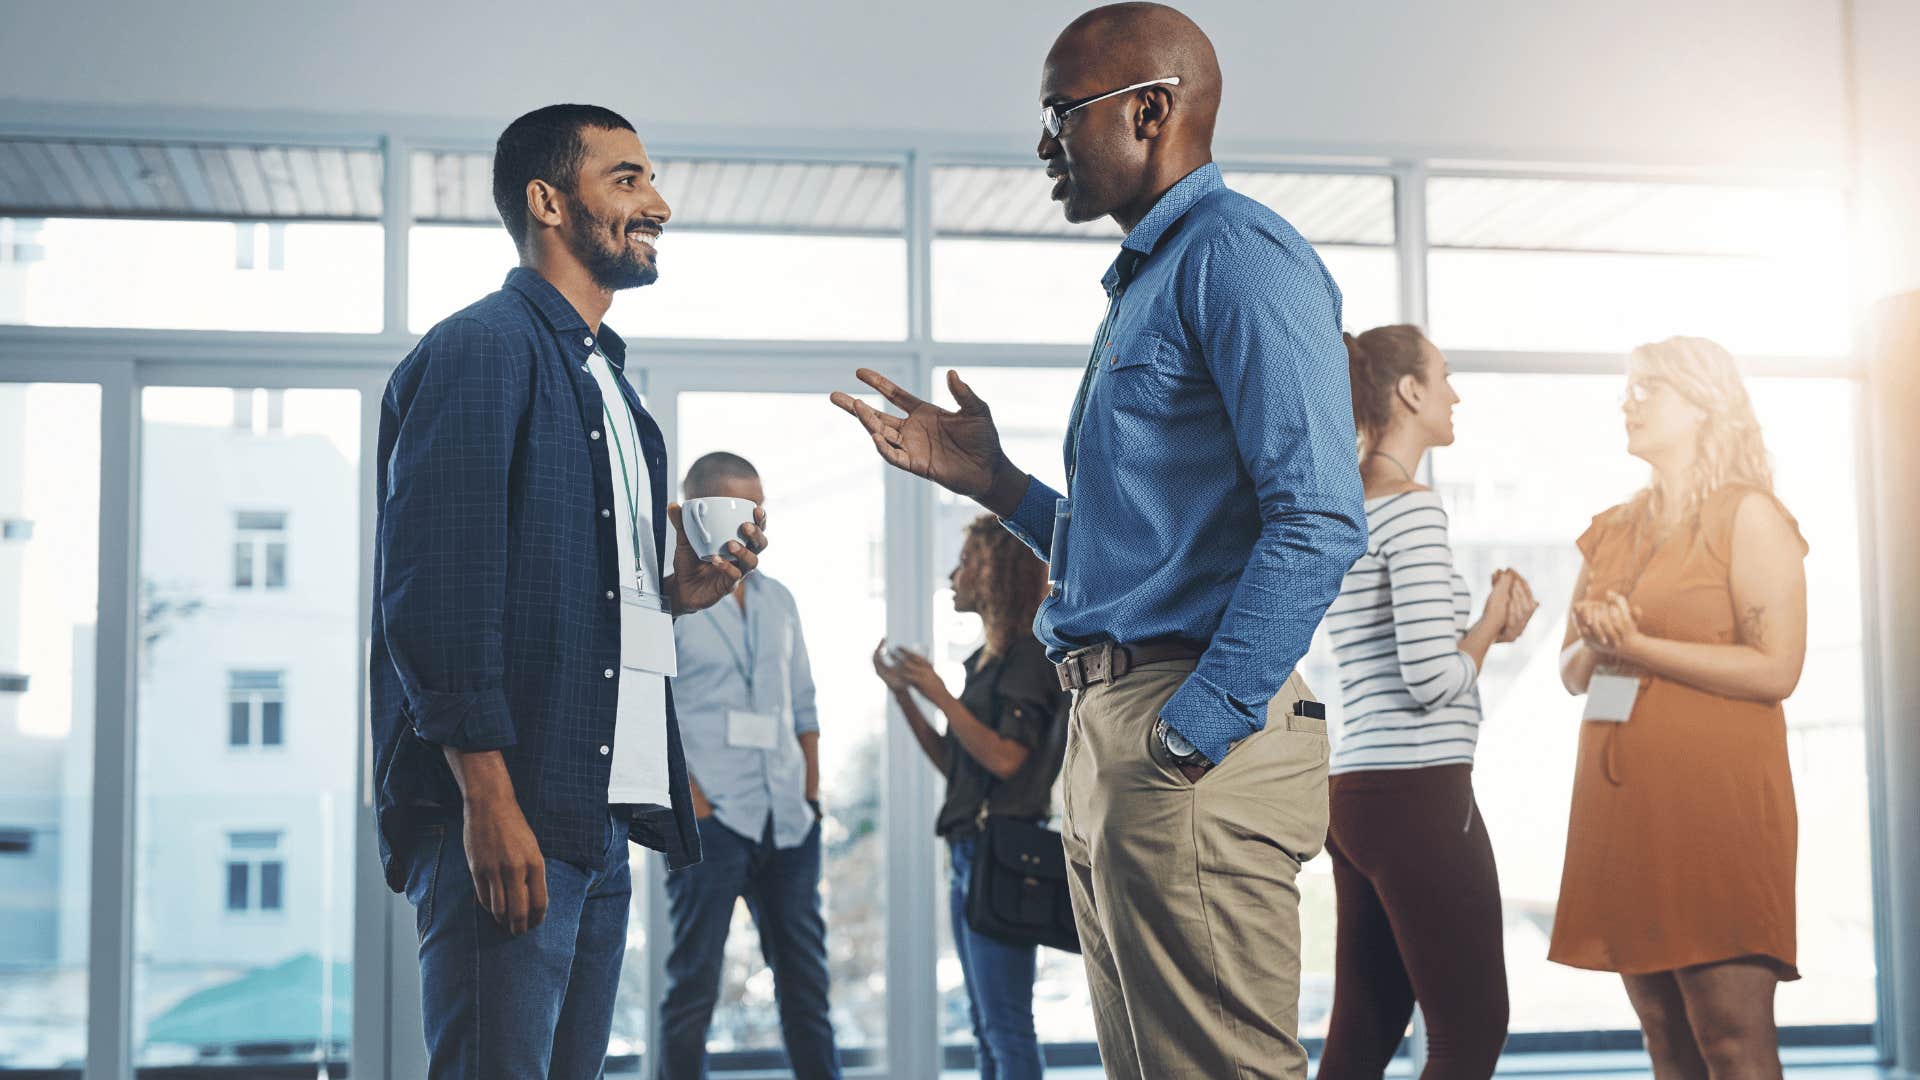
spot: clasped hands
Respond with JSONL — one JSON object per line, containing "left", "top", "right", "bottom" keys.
{"left": 1574, "top": 590, "right": 1645, "bottom": 661}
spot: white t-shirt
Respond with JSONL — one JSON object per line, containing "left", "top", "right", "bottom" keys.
{"left": 589, "top": 347, "right": 671, "bottom": 808}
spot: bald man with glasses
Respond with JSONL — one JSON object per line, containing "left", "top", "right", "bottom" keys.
{"left": 834, "top": 5, "right": 1366, "bottom": 1078}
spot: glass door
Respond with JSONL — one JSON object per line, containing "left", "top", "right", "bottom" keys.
{"left": 620, "top": 362, "right": 909, "bottom": 1077}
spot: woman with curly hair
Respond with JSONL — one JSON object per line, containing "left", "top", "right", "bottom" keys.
{"left": 872, "top": 514, "right": 1066, "bottom": 1080}
{"left": 1554, "top": 336, "right": 1808, "bottom": 1080}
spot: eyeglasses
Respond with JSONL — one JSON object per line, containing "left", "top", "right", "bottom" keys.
{"left": 1621, "top": 376, "right": 1668, "bottom": 405}
{"left": 1041, "top": 76, "right": 1181, "bottom": 138}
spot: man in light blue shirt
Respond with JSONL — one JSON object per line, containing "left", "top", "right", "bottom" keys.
{"left": 832, "top": 6, "right": 1365, "bottom": 1078}
{"left": 657, "top": 451, "right": 840, "bottom": 1080}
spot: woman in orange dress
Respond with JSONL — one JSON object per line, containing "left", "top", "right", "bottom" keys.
{"left": 1552, "top": 336, "right": 1807, "bottom": 1080}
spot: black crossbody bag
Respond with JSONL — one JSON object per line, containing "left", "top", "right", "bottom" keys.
{"left": 963, "top": 659, "right": 1081, "bottom": 955}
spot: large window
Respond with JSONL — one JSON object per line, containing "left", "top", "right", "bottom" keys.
{"left": 0, "top": 130, "right": 1885, "bottom": 1078}
{"left": 0, "top": 382, "right": 99, "bottom": 1072}
{"left": 134, "top": 387, "right": 360, "bottom": 1072}
{"left": 0, "top": 217, "right": 382, "bottom": 333}
{"left": 1426, "top": 177, "right": 1850, "bottom": 356}
{"left": 408, "top": 153, "right": 908, "bottom": 339}
{"left": 931, "top": 167, "right": 1398, "bottom": 343}
{"left": 0, "top": 137, "right": 383, "bottom": 333}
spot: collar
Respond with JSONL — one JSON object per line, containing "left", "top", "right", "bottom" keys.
{"left": 1101, "top": 162, "right": 1223, "bottom": 293}
{"left": 503, "top": 266, "right": 630, "bottom": 369}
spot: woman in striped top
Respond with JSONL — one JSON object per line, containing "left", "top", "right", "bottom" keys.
{"left": 1317, "top": 326, "right": 1539, "bottom": 1080}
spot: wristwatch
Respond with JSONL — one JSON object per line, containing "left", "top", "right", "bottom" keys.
{"left": 1154, "top": 718, "right": 1213, "bottom": 772}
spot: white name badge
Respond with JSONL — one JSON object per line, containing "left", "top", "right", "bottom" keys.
{"left": 620, "top": 587, "right": 677, "bottom": 677}
{"left": 1584, "top": 671, "right": 1642, "bottom": 723}
{"left": 726, "top": 709, "right": 781, "bottom": 750}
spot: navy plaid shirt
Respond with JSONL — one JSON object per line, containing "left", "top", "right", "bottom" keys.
{"left": 370, "top": 267, "right": 700, "bottom": 890}
{"left": 1003, "top": 164, "right": 1369, "bottom": 764}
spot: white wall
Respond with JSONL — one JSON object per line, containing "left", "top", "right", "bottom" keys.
{"left": 0, "top": 0, "right": 1851, "bottom": 171}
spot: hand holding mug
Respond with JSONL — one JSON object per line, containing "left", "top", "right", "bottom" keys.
{"left": 666, "top": 501, "right": 767, "bottom": 615}
{"left": 871, "top": 639, "right": 912, "bottom": 694}
{"left": 887, "top": 645, "right": 951, "bottom": 704}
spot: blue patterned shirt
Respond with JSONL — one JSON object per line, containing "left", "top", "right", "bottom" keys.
{"left": 1003, "top": 164, "right": 1369, "bottom": 764}
{"left": 370, "top": 267, "right": 701, "bottom": 890}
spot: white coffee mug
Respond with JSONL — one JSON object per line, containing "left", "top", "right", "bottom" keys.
{"left": 683, "top": 496, "right": 758, "bottom": 560}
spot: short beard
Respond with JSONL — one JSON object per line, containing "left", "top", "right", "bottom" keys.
{"left": 566, "top": 199, "right": 657, "bottom": 291}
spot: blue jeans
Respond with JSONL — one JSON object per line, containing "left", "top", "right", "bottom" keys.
{"left": 949, "top": 834, "right": 1044, "bottom": 1080}
{"left": 659, "top": 814, "right": 841, "bottom": 1080}
{"left": 400, "top": 807, "right": 634, "bottom": 1080}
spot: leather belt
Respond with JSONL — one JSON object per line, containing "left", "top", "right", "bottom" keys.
{"left": 1054, "top": 639, "right": 1206, "bottom": 692}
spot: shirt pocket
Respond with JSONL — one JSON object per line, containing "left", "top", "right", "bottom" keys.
{"left": 1099, "top": 329, "right": 1177, "bottom": 424}
{"left": 1104, "top": 328, "right": 1169, "bottom": 374}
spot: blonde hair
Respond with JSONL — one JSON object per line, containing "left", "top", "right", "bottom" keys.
{"left": 1627, "top": 336, "right": 1774, "bottom": 525}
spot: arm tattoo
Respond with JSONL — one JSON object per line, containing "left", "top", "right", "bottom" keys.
{"left": 1739, "top": 604, "right": 1769, "bottom": 649}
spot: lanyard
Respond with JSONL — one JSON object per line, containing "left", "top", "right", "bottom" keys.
{"left": 712, "top": 596, "right": 759, "bottom": 704}
{"left": 596, "top": 352, "right": 659, "bottom": 600}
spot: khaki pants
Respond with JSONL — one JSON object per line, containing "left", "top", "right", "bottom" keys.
{"left": 1060, "top": 660, "right": 1329, "bottom": 1080}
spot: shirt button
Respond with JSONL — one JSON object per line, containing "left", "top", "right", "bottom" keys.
{"left": 584, "top": 335, "right": 594, "bottom": 348}
{"left": 601, "top": 508, "right": 612, "bottom": 518}
{"left": 603, "top": 668, "right": 615, "bottom": 679}
{"left": 606, "top": 590, "right": 616, "bottom": 600}
{"left": 590, "top": 429, "right": 602, "bottom": 440}
{"left": 599, "top": 745, "right": 610, "bottom": 755}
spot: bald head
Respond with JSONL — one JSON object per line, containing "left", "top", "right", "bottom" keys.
{"left": 1039, "top": 3, "right": 1221, "bottom": 228}
{"left": 1052, "top": 3, "right": 1221, "bottom": 144}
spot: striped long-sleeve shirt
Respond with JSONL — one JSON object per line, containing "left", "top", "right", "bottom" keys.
{"left": 1326, "top": 490, "right": 1482, "bottom": 774}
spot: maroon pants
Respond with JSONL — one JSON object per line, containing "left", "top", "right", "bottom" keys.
{"left": 1317, "top": 764, "right": 1510, "bottom": 1080}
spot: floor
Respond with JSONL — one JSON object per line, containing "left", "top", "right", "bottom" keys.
{"left": 939, "top": 1045, "right": 1888, "bottom": 1080}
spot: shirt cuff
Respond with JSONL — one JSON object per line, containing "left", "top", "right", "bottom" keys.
{"left": 1159, "top": 673, "right": 1260, "bottom": 765}
{"left": 1001, "top": 476, "right": 1062, "bottom": 559}
{"left": 792, "top": 709, "right": 820, "bottom": 736}
{"left": 408, "top": 686, "right": 518, "bottom": 751}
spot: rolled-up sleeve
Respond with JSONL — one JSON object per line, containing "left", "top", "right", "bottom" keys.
{"left": 1160, "top": 232, "right": 1369, "bottom": 763}
{"left": 377, "top": 317, "right": 527, "bottom": 750}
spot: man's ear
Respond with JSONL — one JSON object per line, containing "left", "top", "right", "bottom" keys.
{"left": 526, "top": 179, "right": 565, "bottom": 232}
{"left": 1135, "top": 86, "right": 1175, "bottom": 140}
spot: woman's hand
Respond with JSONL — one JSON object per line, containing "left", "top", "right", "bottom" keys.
{"left": 871, "top": 639, "right": 912, "bottom": 694}
{"left": 1495, "top": 570, "right": 1539, "bottom": 643}
{"left": 1575, "top": 592, "right": 1643, "bottom": 659}
{"left": 889, "top": 646, "right": 953, "bottom": 704}
{"left": 1474, "top": 571, "right": 1518, "bottom": 638}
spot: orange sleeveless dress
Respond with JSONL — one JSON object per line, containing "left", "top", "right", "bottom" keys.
{"left": 1548, "top": 483, "right": 1805, "bottom": 979}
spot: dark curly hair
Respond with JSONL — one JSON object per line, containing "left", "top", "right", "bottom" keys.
{"left": 964, "top": 514, "right": 1049, "bottom": 663}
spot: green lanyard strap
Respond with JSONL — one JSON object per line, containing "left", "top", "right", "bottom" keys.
{"left": 598, "top": 364, "right": 657, "bottom": 598}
